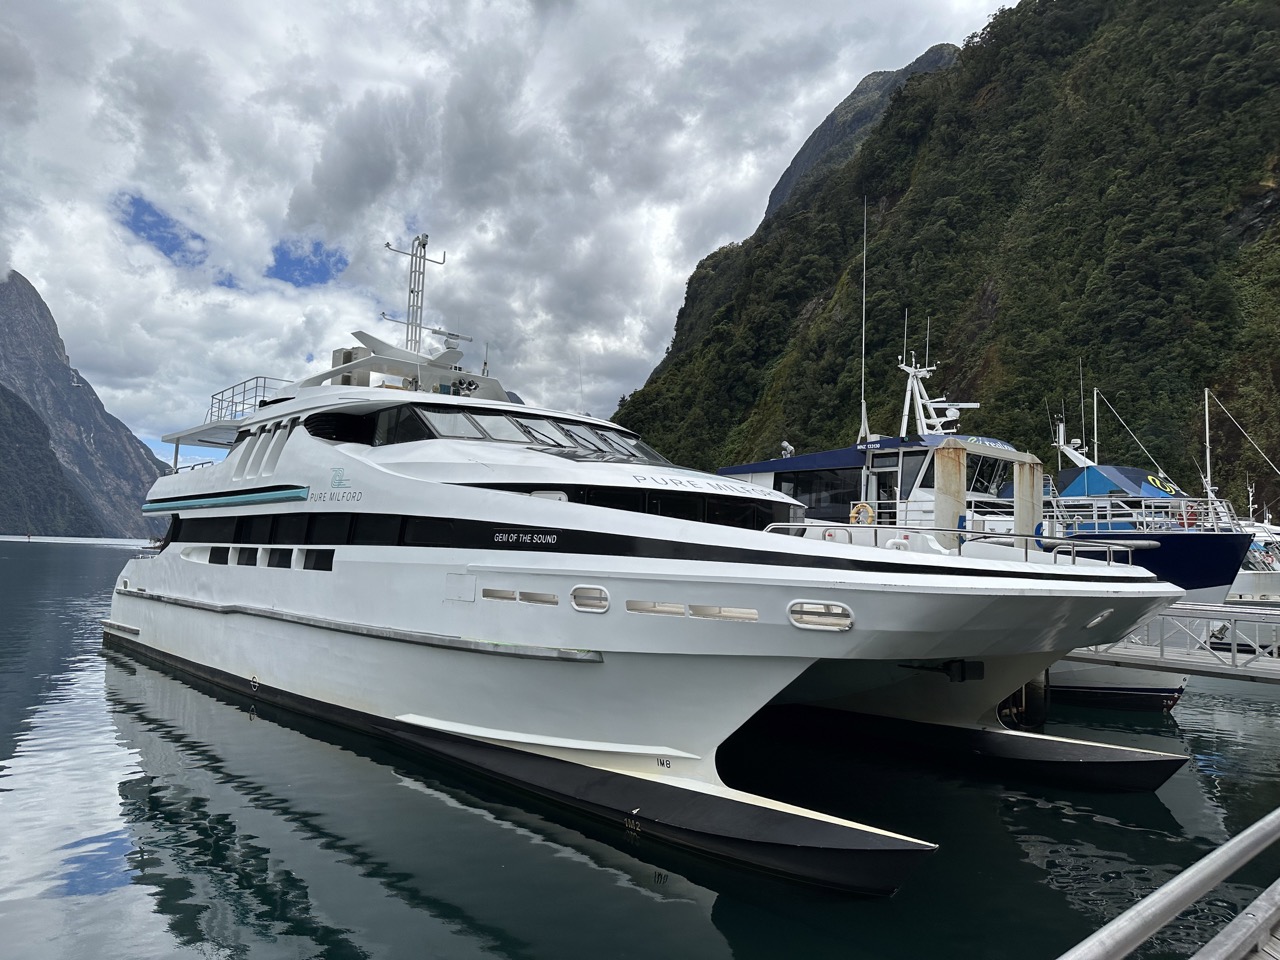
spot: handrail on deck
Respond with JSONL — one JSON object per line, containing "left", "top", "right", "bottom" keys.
{"left": 762, "top": 522, "right": 1156, "bottom": 566}
{"left": 1055, "top": 806, "right": 1280, "bottom": 960}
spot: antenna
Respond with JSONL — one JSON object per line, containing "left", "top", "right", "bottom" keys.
{"left": 384, "top": 233, "right": 446, "bottom": 354}
{"left": 857, "top": 199, "right": 870, "bottom": 442}
{"left": 1078, "top": 359, "right": 1086, "bottom": 452}
{"left": 1204, "top": 386, "right": 1213, "bottom": 499}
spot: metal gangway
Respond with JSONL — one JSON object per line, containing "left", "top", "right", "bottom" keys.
{"left": 1063, "top": 601, "right": 1280, "bottom": 684}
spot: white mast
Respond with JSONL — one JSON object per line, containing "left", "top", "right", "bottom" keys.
{"left": 857, "top": 199, "right": 871, "bottom": 442}
{"left": 384, "top": 234, "right": 446, "bottom": 354}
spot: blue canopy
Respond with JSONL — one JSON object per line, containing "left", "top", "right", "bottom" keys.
{"left": 1057, "top": 464, "right": 1189, "bottom": 499}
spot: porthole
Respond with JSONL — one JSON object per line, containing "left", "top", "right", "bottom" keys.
{"left": 571, "top": 585, "right": 609, "bottom": 612}
{"left": 519, "top": 591, "right": 559, "bottom": 606}
{"left": 788, "top": 600, "right": 854, "bottom": 632}
{"left": 482, "top": 588, "right": 518, "bottom": 601}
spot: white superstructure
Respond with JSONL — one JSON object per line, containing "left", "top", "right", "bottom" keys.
{"left": 105, "top": 328, "right": 1184, "bottom": 893}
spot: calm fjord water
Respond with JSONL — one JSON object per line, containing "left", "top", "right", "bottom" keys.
{"left": 4, "top": 540, "right": 1280, "bottom": 960}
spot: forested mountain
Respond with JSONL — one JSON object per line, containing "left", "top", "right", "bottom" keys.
{"left": 616, "top": 0, "right": 1280, "bottom": 517}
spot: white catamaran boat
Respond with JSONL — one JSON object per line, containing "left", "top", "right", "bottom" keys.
{"left": 105, "top": 260, "right": 1186, "bottom": 894}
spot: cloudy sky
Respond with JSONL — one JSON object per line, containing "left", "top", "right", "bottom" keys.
{"left": 2, "top": 0, "right": 999, "bottom": 458}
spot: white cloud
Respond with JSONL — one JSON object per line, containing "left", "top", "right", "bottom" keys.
{"left": 3, "top": 0, "right": 999, "bottom": 448}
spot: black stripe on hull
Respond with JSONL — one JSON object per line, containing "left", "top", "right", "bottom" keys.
{"left": 170, "top": 510, "right": 1165, "bottom": 584}
{"left": 102, "top": 631, "right": 935, "bottom": 896}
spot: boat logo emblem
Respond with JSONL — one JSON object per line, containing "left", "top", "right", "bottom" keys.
{"left": 330, "top": 467, "right": 353, "bottom": 489}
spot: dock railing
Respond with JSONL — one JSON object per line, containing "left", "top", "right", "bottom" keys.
{"left": 1055, "top": 806, "right": 1280, "bottom": 960}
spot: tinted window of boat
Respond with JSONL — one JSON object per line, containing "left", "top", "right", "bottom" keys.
{"left": 589, "top": 429, "right": 635, "bottom": 457}
{"left": 418, "top": 407, "right": 485, "bottom": 439}
{"left": 303, "top": 411, "right": 377, "bottom": 445}
{"left": 307, "top": 512, "right": 352, "bottom": 545}
{"left": 608, "top": 432, "right": 670, "bottom": 464}
{"left": 351, "top": 513, "right": 402, "bottom": 545}
{"left": 273, "top": 512, "right": 308, "bottom": 545}
{"left": 968, "top": 455, "right": 1010, "bottom": 497}
{"left": 648, "top": 491, "right": 704, "bottom": 522}
{"left": 776, "top": 468, "right": 862, "bottom": 515}
{"left": 303, "top": 548, "right": 334, "bottom": 571}
{"left": 900, "top": 451, "right": 929, "bottom": 498}
{"left": 558, "top": 421, "right": 609, "bottom": 452}
{"left": 706, "top": 496, "right": 760, "bottom": 529}
{"left": 237, "top": 513, "right": 273, "bottom": 544}
{"left": 586, "top": 487, "right": 646, "bottom": 512}
{"left": 179, "top": 515, "right": 237, "bottom": 543}
{"left": 469, "top": 413, "right": 531, "bottom": 442}
{"left": 374, "top": 405, "right": 435, "bottom": 446}
{"left": 512, "top": 416, "right": 572, "bottom": 446}
{"left": 209, "top": 546, "right": 229, "bottom": 564}
{"left": 403, "top": 517, "right": 455, "bottom": 546}
{"left": 267, "top": 548, "right": 292, "bottom": 568}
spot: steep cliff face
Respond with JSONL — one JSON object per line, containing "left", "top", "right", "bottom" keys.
{"left": 763, "top": 43, "right": 958, "bottom": 222}
{"left": 0, "top": 270, "right": 165, "bottom": 537}
{"left": 0, "top": 384, "right": 106, "bottom": 537}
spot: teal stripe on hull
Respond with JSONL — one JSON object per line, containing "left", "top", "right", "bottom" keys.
{"left": 142, "top": 487, "right": 310, "bottom": 513}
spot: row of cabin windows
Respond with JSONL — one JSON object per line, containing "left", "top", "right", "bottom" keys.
{"left": 207, "top": 545, "right": 333, "bottom": 570}
{"left": 169, "top": 490, "right": 792, "bottom": 547}
{"left": 174, "top": 512, "right": 456, "bottom": 548}
{"left": 293, "top": 403, "right": 670, "bottom": 465}
{"left": 471, "top": 484, "right": 792, "bottom": 530}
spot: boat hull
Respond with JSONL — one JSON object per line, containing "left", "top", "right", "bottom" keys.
{"left": 1048, "top": 660, "right": 1187, "bottom": 712}
{"left": 1068, "top": 531, "right": 1252, "bottom": 604}
{"left": 103, "top": 629, "right": 934, "bottom": 895}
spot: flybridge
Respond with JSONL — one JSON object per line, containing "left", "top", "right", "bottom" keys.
{"left": 161, "top": 328, "right": 506, "bottom": 469}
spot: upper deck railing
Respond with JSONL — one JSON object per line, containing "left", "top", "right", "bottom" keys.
{"left": 206, "top": 376, "right": 290, "bottom": 423}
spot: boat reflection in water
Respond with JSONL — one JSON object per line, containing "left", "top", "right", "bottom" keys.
{"left": 104, "top": 651, "right": 736, "bottom": 960}
{"left": 104, "top": 644, "right": 1280, "bottom": 960}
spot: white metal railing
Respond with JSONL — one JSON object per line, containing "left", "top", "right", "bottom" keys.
{"left": 763, "top": 521, "right": 1154, "bottom": 567}
{"left": 206, "top": 376, "right": 289, "bottom": 423}
{"left": 1076, "top": 602, "right": 1280, "bottom": 668}
{"left": 838, "top": 495, "right": 1243, "bottom": 538}
{"left": 1055, "top": 806, "right": 1280, "bottom": 960}
{"left": 1043, "top": 496, "right": 1242, "bottom": 536}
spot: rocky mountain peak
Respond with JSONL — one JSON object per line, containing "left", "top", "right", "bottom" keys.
{"left": 0, "top": 269, "right": 166, "bottom": 537}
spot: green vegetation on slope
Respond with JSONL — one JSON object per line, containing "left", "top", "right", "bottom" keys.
{"left": 0, "top": 384, "right": 105, "bottom": 537}
{"left": 616, "top": 0, "right": 1280, "bottom": 515}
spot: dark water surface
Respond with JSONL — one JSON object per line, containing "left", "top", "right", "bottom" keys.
{"left": 4, "top": 540, "right": 1280, "bottom": 959}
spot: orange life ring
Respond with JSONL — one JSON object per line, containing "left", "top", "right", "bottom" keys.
{"left": 1177, "top": 507, "right": 1199, "bottom": 528}
{"left": 849, "top": 502, "right": 875, "bottom": 525}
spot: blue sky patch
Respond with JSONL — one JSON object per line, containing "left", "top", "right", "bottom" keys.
{"left": 266, "top": 239, "right": 348, "bottom": 287}
{"left": 115, "top": 194, "right": 207, "bottom": 267}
